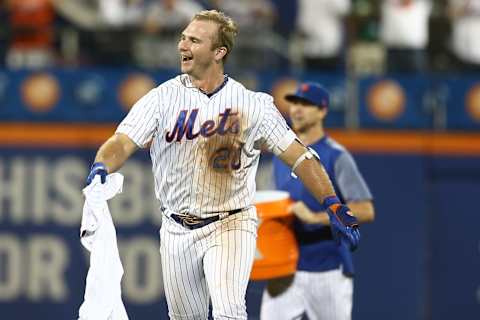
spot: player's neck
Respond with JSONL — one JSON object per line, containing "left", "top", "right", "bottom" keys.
{"left": 298, "top": 125, "right": 325, "bottom": 145}
{"left": 189, "top": 67, "right": 225, "bottom": 94}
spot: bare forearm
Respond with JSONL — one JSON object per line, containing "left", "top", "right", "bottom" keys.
{"left": 297, "top": 200, "right": 375, "bottom": 225}
{"left": 306, "top": 211, "right": 330, "bottom": 225}
{"left": 307, "top": 201, "right": 375, "bottom": 225}
{"left": 295, "top": 159, "right": 337, "bottom": 204}
{"left": 279, "top": 140, "right": 337, "bottom": 203}
{"left": 94, "top": 134, "right": 137, "bottom": 172}
{"left": 347, "top": 200, "right": 375, "bottom": 223}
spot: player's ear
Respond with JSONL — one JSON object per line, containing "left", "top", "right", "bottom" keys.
{"left": 215, "top": 47, "right": 227, "bottom": 62}
{"left": 319, "top": 107, "right": 328, "bottom": 120}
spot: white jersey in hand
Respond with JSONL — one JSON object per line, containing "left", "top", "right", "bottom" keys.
{"left": 116, "top": 75, "right": 296, "bottom": 218}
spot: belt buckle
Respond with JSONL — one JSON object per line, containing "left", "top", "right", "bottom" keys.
{"left": 181, "top": 215, "right": 201, "bottom": 227}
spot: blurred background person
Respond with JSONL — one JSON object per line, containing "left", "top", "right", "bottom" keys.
{"left": 0, "top": 1, "right": 8, "bottom": 65}
{"left": 99, "top": 0, "right": 147, "bottom": 27}
{"left": 207, "top": 0, "right": 275, "bottom": 28}
{"left": 143, "top": 0, "right": 204, "bottom": 33}
{"left": 134, "top": 0, "right": 204, "bottom": 68}
{"left": 52, "top": 0, "right": 132, "bottom": 65}
{"left": 206, "top": 0, "right": 280, "bottom": 71}
{"left": 6, "top": 0, "right": 56, "bottom": 69}
{"left": 447, "top": 0, "right": 480, "bottom": 73}
{"left": 97, "top": 0, "right": 151, "bottom": 66}
{"left": 380, "top": 0, "right": 433, "bottom": 74}
{"left": 95, "top": 0, "right": 204, "bottom": 67}
{"left": 295, "top": 0, "right": 351, "bottom": 73}
{"left": 260, "top": 82, "right": 375, "bottom": 320}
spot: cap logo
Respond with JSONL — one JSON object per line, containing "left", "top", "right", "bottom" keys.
{"left": 301, "top": 84, "right": 309, "bottom": 92}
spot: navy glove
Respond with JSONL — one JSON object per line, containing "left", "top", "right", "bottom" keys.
{"left": 86, "top": 162, "right": 108, "bottom": 185}
{"left": 323, "top": 196, "right": 361, "bottom": 251}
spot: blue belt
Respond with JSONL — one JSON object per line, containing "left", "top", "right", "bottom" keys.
{"left": 170, "top": 208, "right": 243, "bottom": 230}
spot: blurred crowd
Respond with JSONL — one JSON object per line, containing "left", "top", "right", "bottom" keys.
{"left": 1, "top": 0, "right": 480, "bottom": 74}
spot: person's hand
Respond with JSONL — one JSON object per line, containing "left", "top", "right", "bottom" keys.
{"left": 86, "top": 162, "right": 108, "bottom": 185}
{"left": 323, "top": 196, "right": 361, "bottom": 251}
{"left": 289, "top": 201, "right": 319, "bottom": 224}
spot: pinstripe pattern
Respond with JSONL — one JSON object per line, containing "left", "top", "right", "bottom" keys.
{"left": 116, "top": 74, "right": 296, "bottom": 319}
{"left": 116, "top": 75, "right": 294, "bottom": 218}
{"left": 160, "top": 208, "right": 258, "bottom": 319}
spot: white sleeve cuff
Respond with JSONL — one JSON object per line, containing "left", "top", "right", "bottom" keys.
{"left": 272, "top": 129, "right": 297, "bottom": 156}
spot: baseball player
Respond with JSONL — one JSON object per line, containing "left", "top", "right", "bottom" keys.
{"left": 260, "top": 82, "right": 375, "bottom": 320}
{"left": 85, "top": 11, "right": 360, "bottom": 320}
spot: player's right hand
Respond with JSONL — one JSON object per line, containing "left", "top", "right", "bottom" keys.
{"left": 323, "top": 196, "right": 361, "bottom": 251}
{"left": 86, "top": 162, "right": 108, "bottom": 185}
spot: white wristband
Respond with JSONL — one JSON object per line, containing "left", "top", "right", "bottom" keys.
{"left": 291, "top": 150, "right": 313, "bottom": 179}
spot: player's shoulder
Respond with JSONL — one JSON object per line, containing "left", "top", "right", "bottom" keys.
{"left": 156, "top": 75, "right": 185, "bottom": 91}
{"left": 149, "top": 75, "right": 196, "bottom": 103}
{"left": 323, "top": 136, "right": 359, "bottom": 166}
{"left": 228, "top": 78, "right": 274, "bottom": 104}
{"left": 324, "top": 136, "right": 348, "bottom": 154}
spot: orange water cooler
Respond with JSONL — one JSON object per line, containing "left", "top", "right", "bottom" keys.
{"left": 250, "top": 191, "right": 298, "bottom": 280}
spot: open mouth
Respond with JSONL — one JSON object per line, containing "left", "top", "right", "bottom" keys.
{"left": 182, "top": 56, "right": 193, "bottom": 62}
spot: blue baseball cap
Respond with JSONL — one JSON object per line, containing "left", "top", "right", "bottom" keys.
{"left": 285, "top": 82, "right": 330, "bottom": 109}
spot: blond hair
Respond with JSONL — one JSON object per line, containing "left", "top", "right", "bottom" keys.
{"left": 192, "top": 10, "right": 238, "bottom": 62}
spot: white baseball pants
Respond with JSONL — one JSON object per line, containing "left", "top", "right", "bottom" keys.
{"left": 160, "top": 208, "right": 258, "bottom": 320}
{"left": 260, "top": 268, "right": 353, "bottom": 320}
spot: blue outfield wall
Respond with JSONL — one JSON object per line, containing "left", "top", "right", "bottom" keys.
{"left": 0, "top": 69, "right": 479, "bottom": 130}
{"left": 0, "top": 147, "right": 479, "bottom": 320}
{"left": 347, "top": 154, "right": 480, "bottom": 320}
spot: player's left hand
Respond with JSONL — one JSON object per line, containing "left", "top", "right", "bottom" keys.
{"left": 323, "top": 196, "right": 360, "bottom": 251}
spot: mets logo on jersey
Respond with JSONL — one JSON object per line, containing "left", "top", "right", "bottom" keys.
{"left": 165, "top": 108, "right": 240, "bottom": 142}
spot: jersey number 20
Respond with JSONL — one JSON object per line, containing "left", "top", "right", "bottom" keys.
{"left": 212, "top": 146, "right": 242, "bottom": 171}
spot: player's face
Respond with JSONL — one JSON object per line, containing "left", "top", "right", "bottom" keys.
{"left": 178, "top": 19, "right": 219, "bottom": 76}
{"left": 289, "top": 101, "right": 326, "bottom": 133}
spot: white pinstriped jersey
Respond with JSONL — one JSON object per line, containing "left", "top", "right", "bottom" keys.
{"left": 116, "top": 74, "right": 296, "bottom": 218}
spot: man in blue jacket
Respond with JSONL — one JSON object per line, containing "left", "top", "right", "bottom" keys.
{"left": 260, "top": 82, "right": 375, "bottom": 320}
